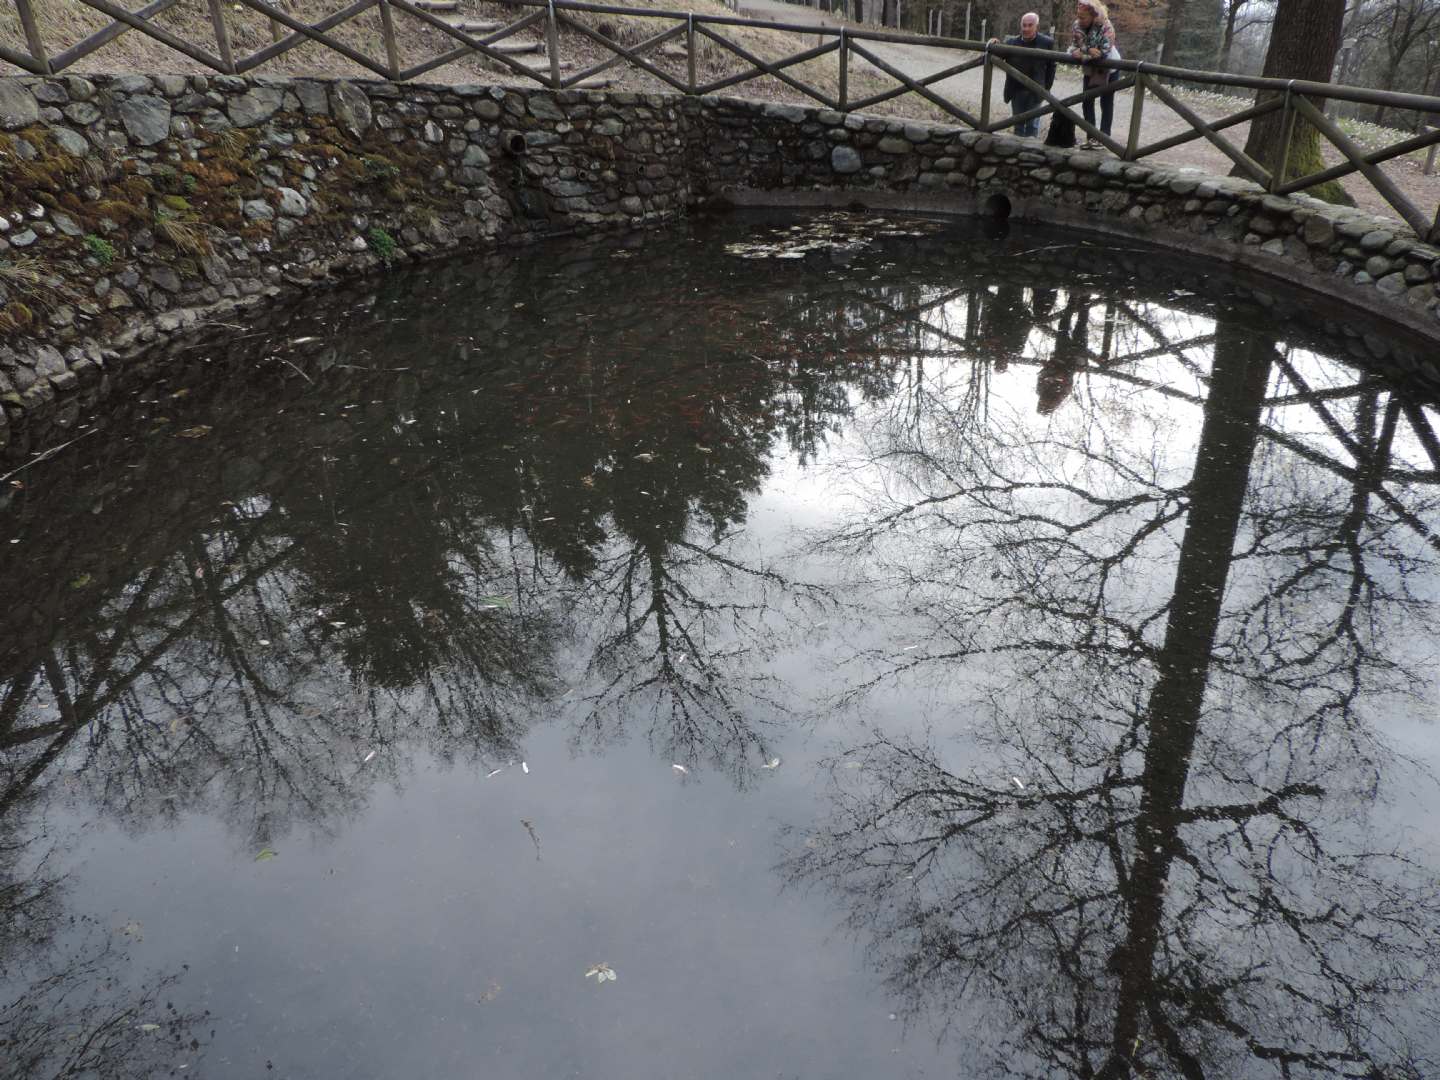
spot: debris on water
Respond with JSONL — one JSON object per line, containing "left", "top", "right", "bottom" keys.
{"left": 521, "top": 761, "right": 530, "bottom": 774}
{"left": 176, "top": 425, "right": 213, "bottom": 439}
{"left": 258, "top": 639, "right": 270, "bottom": 646}
{"left": 633, "top": 452, "right": 655, "bottom": 462}
{"left": 842, "top": 761, "right": 863, "bottom": 769}
{"left": 585, "top": 962, "right": 617, "bottom": 983}
{"left": 254, "top": 848, "right": 278, "bottom": 862}
{"left": 761, "top": 757, "right": 782, "bottom": 770}
{"left": 476, "top": 980, "right": 502, "bottom": 1004}
{"left": 671, "top": 763, "right": 689, "bottom": 775}
{"left": 521, "top": 818, "right": 541, "bottom": 860}
{"left": 361, "top": 750, "right": 377, "bottom": 765}
{"left": 138, "top": 1023, "right": 161, "bottom": 1033}
{"left": 1011, "top": 777, "right": 1025, "bottom": 790}
{"left": 485, "top": 767, "right": 504, "bottom": 779}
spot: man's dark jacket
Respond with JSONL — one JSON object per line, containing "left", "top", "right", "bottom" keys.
{"left": 1000, "top": 33, "right": 1057, "bottom": 103}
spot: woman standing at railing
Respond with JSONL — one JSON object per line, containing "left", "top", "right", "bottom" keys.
{"left": 1069, "top": 0, "right": 1120, "bottom": 149}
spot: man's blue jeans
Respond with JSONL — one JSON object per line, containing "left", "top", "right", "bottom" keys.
{"left": 1010, "top": 91, "right": 1041, "bottom": 137}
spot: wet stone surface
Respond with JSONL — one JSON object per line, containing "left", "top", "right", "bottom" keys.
{"left": 3, "top": 213, "right": 1440, "bottom": 1080}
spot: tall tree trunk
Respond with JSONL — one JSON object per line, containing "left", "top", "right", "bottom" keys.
{"left": 1219, "top": 0, "right": 1240, "bottom": 69}
{"left": 1162, "top": 0, "right": 1189, "bottom": 63}
{"left": 1372, "top": 61, "right": 1400, "bottom": 125}
{"left": 1235, "top": 0, "right": 1356, "bottom": 205}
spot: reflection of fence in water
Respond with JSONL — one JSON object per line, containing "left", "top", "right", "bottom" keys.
{"left": 2, "top": 0, "right": 1438, "bottom": 238}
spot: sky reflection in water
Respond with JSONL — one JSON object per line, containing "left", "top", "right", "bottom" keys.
{"left": 2, "top": 212, "right": 1439, "bottom": 1080}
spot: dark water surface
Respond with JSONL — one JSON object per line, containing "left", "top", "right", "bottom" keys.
{"left": 4, "top": 212, "right": 1440, "bottom": 1080}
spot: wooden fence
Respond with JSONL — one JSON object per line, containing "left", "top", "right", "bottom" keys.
{"left": 3, "top": 0, "right": 1439, "bottom": 240}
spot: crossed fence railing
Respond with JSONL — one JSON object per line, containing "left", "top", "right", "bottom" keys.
{"left": 3, "top": 0, "right": 1439, "bottom": 241}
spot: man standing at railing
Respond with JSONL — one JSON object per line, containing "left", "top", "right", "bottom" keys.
{"left": 991, "top": 13, "right": 1056, "bottom": 137}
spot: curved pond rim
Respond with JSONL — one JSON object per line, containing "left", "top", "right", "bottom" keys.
{"left": 717, "top": 188, "right": 1440, "bottom": 348}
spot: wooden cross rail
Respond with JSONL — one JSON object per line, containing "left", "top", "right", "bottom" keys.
{"left": 3, "top": 0, "right": 1439, "bottom": 240}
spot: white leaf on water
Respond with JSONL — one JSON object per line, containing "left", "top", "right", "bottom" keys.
{"left": 1011, "top": 777, "right": 1025, "bottom": 790}
{"left": 671, "top": 763, "right": 689, "bottom": 775}
{"left": 361, "top": 750, "right": 376, "bottom": 764}
{"left": 633, "top": 452, "right": 654, "bottom": 462}
{"left": 521, "top": 761, "right": 530, "bottom": 774}
{"left": 761, "top": 757, "right": 781, "bottom": 770}
{"left": 485, "top": 768, "right": 504, "bottom": 779}
{"left": 138, "top": 1023, "right": 161, "bottom": 1033}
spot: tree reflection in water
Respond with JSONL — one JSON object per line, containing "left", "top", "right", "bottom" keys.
{"left": 1, "top": 214, "right": 1438, "bottom": 1077}
{"left": 790, "top": 282, "right": 1440, "bottom": 1076}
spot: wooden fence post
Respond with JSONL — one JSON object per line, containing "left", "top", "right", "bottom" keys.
{"left": 14, "top": 0, "right": 52, "bottom": 73}
{"left": 687, "top": 13, "right": 696, "bottom": 93}
{"left": 377, "top": 0, "right": 401, "bottom": 78}
{"left": 980, "top": 47, "right": 992, "bottom": 126}
{"left": 838, "top": 27, "right": 848, "bottom": 110}
{"left": 1125, "top": 69, "right": 1146, "bottom": 159}
{"left": 546, "top": 0, "right": 562, "bottom": 87}
{"left": 206, "top": 0, "right": 236, "bottom": 73}
{"left": 1271, "top": 87, "right": 1296, "bottom": 193}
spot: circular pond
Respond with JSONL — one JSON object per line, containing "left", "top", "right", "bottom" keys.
{"left": 3, "top": 212, "right": 1440, "bottom": 1079}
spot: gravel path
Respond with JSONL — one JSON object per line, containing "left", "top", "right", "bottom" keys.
{"left": 735, "top": 0, "right": 1440, "bottom": 232}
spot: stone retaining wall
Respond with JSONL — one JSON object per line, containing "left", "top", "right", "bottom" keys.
{"left": 2, "top": 74, "right": 1438, "bottom": 456}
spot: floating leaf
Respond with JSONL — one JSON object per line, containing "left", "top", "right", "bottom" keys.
{"left": 521, "top": 761, "right": 530, "bottom": 774}
{"left": 254, "top": 848, "right": 278, "bottom": 862}
{"left": 138, "top": 1023, "right": 161, "bottom": 1033}
{"left": 761, "top": 757, "right": 782, "bottom": 770}
{"left": 361, "top": 750, "right": 377, "bottom": 764}
{"left": 671, "top": 763, "right": 689, "bottom": 775}
{"left": 176, "top": 425, "right": 213, "bottom": 439}
{"left": 585, "top": 962, "right": 617, "bottom": 983}
{"left": 478, "top": 595, "right": 512, "bottom": 608}
{"left": 69, "top": 573, "right": 93, "bottom": 590}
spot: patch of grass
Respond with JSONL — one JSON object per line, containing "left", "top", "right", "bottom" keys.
{"left": 363, "top": 156, "right": 401, "bottom": 182}
{"left": 0, "top": 256, "right": 77, "bottom": 311}
{"left": 154, "top": 208, "right": 213, "bottom": 256}
{"left": 0, "top": 302, "right": 34, "bottom": 335}
{"left": 367, "top": 226, "right": 398, "bottom": 263}
{"left": 90, "top": 199, "right": 149, "bottom": 227}
{"left": 83, "top": 234, "right": 117, "bottom": 265}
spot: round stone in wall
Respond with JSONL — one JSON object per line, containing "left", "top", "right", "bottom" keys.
{"left": 117, "top": 95, "right": 172, "bottom": 146}
{"left": 0, "top": 81, "right": 39, "bottom": 130}
{"left": 831, "top": 145, "right": 863, "bottom": 175}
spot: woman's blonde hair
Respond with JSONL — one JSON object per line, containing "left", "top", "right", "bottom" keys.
{"left": 1076, "top": 0, "right": 1110, "bottom": 20}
